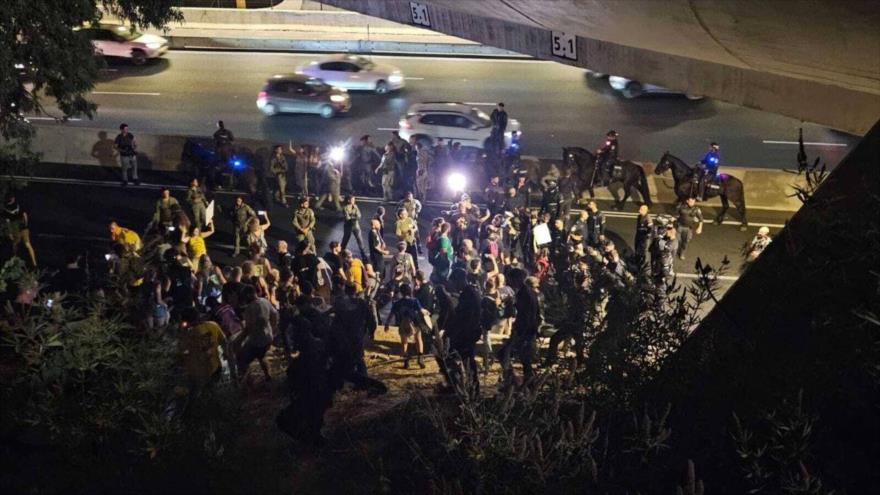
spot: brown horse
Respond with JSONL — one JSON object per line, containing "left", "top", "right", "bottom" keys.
{"left": 655, "top": 151, "right": 748, "bottom": 228}
{"left": 562, "top": 146, "right": 652, "bottom": 209}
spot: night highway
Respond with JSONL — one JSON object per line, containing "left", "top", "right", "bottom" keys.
{"left": 31, "top": 50, "right": 857, "bottom": 168}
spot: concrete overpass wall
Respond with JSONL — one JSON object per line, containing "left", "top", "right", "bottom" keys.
{"left": 321, "top": 0, "right": 880, "bottom": 135}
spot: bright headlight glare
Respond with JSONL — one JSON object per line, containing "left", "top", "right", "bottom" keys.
{"left": 146, "top": 42, "right": 162, "bottom": 49}
{"left": 446, "top": 172, "right": 467, "bottom": 193}
{"left": 330, "top": 94, "right": 347, "bottom": 103}
{"left": 388, "top": 74, "right": 403, "bottom": 83}
{"left": 329, "top": 146, "right": 346, "bottom": 162}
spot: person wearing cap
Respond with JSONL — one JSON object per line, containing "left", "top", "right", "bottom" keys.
{"left": 292, "top": 196, "right": 316, "bottom": 251}
{"left": 697, "top": 142, "right": 721, "bottom": 199}
{"left": 651, "top": 222, "right": 678, "bottom": 291}
{"left": 595, "top": 130, "right": 619, "bottom": 186}
{"left": 744, "top": 226, "right": 772, "bottom": 265}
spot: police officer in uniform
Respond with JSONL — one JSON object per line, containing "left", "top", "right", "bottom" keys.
{"left": 595, "top": 130, "right": 619, "bottom": 186}
{"left": 557, "top": 169, "right": 578, "bottom": 226}
{"left": 231, "top": 196, "right": 256, "bottom": 257}
{"left": 651, "top": 223, "right": 678, "bottom": 293}
{"left": 697, "top": 142, "right": 721, "bottom": 199}
{"left": 187, "top": 178, "right": 209, "bottom": 230}
{"left": 292, "top": 196, "right": 317, "bottom": 250}
{"left": 341, "top": 195, "right": 367, "bottom": 259}
{"left": 633, "top": 204, "right": 653, "bottom": 267}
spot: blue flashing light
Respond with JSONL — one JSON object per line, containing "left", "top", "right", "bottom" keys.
{"left": 231, "top": 157, "right": 244, "bottom": 170}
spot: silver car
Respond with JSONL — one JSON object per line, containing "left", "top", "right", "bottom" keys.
{"left": 296, "top": 54, "right": 404, "bottom": 94}
{"left": 257, "top": 74, "right": 351, "bottom": 118}
{"left": 608, "top": 75, "right": 703, "bottom": 100}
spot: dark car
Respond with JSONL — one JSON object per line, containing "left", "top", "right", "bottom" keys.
{"left": 256, "top": 74, "right": 351, "bottom": 118}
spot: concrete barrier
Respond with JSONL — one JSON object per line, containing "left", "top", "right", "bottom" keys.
{"left": 178, "top": 7, "right": 392, "bottom": 27}
{"left": 167, "top": 35, "right": 521, "bottom": 56}
{"left": 28, "top": 125, "right": 806, "bottom": 211}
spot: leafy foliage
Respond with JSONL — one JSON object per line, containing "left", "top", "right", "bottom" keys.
{"left": 0, "top": 0, "right": 181, "bottom": 172}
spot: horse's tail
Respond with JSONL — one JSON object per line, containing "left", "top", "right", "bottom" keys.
{"left": 637, "top": 164, "right": 653, "bottom": 206}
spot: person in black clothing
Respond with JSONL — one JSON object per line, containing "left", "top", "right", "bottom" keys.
{"left": 114, "top": 123, "right": 139, "bottom": 186}
{"left": 489, "top": 102, "right": 508, "bottom": 154}
{"left": 329, "top": 284, "right": 388, "bottom": 393}
{"left": 293, "top": 241, "right": 319, "bottom": 291}
{"left": 50, "top": 253, "right": 88, "bottom": 295}
{"left": 675, "top": 197, "right": 703, "bottom": 260}
{"left": 276, "top": 296, "right": 333, "bottom": 448}
{"left": 273, "top": 240, "right": 294, "bottom": 272}
{"left": 213, "top": 120, "right": 234, "bottom": 163}
{"left": 323, "top": 241, "right": 346, "bottom": 289}
{"left": 595, "top": 129, "right": 619, "bottom": 186}
{"left": 498, "top": 268, "right": 540, "bottom": 387}
{"left": 586, "top": 201, "right": 606, "bottom": 247}
{"left": 435, "top": 268, "right": 482, "bottom": 395}
{"left": 633, "top": 204, "right": 653, "bottom": 267}
{"left": 539, "top": 178, "right": 560, "bottom": 219}
{"left": 557, "top": 169, "right": 578, "bottom": 226}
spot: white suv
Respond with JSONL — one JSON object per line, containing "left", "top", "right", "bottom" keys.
{"left": 76, "top": 24, "right": 169, "bottom": 65}
{"left": 398, "top": 102, "right": 521, "bottom": 149}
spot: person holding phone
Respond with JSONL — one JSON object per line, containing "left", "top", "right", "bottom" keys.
{"left": 247, "top": 210, "right": 271, "bottom": 256}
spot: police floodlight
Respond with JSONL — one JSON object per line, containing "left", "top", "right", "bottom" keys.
{"left": 446, "top": 172, "right": 467, "bottom": 193}
{"left": 231, "top": 157, "right": 245, "bottom": 170}
{"left": 329, "top": 146, "right": 346, "bottom": 163}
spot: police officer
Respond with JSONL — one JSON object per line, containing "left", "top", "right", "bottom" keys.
{"left": 213, "top": 120, "right": 234, "bottom": 163}
{"left": 314, "top": 163, "right": 342, "bottom": 212}
{"left": 292, "top": 196, "right": 316, "bottom": 250}
{"left": 186, "top": 178, "right": 209, "bottom": 230}
{"left": 595, "top": 130, "right": 619, "bottom": 186}
{"left": 341, "top": 195, "right": 367, "bottom": 259}
{"left": 586, "top": 201, "right": 606, "bottom": 247}
{"left": 675, "top": 197, "right": 703, "bottom": 260}
{"left": 557, "top": 169, "right": 578, "bottom": 226}
{"left": 113, "top": 123, "right": 139, "bottom": 186}
{"left": 484, "top": 176, "right": 504, "bottom": 216}
{"left": 375, "top": 143, "right": 398, "bottom": 202}
{"left": 270, "top": 145, "right": 289, "bottom": 207}
{"left": 398, "top": 191, "right": 423, "bottom": 255}
{"left": 539, "top": 177, "right": 560, "bottom": 219}
{"left": 698, "top": 142, "right": 721, "bottom": 199}
{"left": 651, "top": 223, "right": 678, "bottom": 292}
{"left": 634, "top": 204, "right": 653, "bottom": 267}
{"left": 231, "top": 196, "right": 256, "bottom": 257}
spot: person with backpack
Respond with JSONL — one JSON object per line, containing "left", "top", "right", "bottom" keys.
{"left": 385, "top": 284, "right": 427, "bottom": 369}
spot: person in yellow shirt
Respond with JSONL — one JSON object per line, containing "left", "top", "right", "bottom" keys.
{"left": 187, "top": 221, "right": 215, "bottom": 268}
{"left": 109, "top": 221, "right": 142, "bottom": 253}
{"left": 343, "top": 249, "right": 365, "bottom": 294}
{"left": 178, "top": 307, "right": 228, "bottom": 391}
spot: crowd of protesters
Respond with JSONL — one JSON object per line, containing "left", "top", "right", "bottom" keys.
{"left": 0, "top": 112, "right": 774, "bottom": 448}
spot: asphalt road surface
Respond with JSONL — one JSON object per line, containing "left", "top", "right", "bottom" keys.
{"left": 14, "top": 177, "right": 789, "bottom": 299}
{"left": 29, "top": 50, "right": 858, "bottom": 169}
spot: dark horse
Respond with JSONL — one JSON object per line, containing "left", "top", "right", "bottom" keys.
{"left": 655, "top": 152, "right": 748, "bottom": 229}
{"left": 562, "top": 147, "right": 652, "bottom": 209}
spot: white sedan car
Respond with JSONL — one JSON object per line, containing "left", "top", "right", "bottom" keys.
{"left": 76, "top": 24, "right": 169, "bottom": 65}
{"left": 296, "top": 54, "right": 404, "bottom": 94}
{"left": 398, "top": 102, "right": 521, "bottom": 149}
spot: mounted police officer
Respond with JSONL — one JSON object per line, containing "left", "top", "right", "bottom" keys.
{"left": 697, "top": 142, "right": 720, "bottom": 199}
{"left": 595, "top": 130, "right": 619, "bottom": 186}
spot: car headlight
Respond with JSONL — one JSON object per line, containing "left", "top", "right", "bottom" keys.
{"left": 330, "top": 94, "right": 347, "bottom": 103}
{"left": 388, "top": 74, "right": 404, "bottom": 83}
{"left": 145, "top": 42, "right": 162, "bottom": 49}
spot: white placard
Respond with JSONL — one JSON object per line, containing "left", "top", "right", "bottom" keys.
{"left": 551, "top": 31, "right": 577, "bottom": 61}
{"left": 533, "top": 223, "right": 552, "bottom": 246}
{"left": 205, "top": 200, "right": 215, "bottom": 226}
{"left": 410, "top": 2, "right": 431, "bottom": 27}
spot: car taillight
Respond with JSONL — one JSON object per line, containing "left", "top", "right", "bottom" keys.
{"left": 258, "top": 91, "right": 267, "bottom": 99}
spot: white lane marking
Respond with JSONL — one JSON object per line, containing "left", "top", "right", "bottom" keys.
{"left": 26, "top": 117, "right": 82, "bottom": 121}
{"left": 676, "top": 273, "right": 739, "bottom": 282}
{"left": 92, "top": 91, "right": 161, "bottom": 96}
{"left": 762, "top": 140, "right": 848, "bottom": 147}
{"left": 404, "top": 77, "right": 424, "bottom": 80}
{"left": 463, "top": 102, "right": 497, "bottom": 106}
{"left": 376, "top": 127, "right": 398, "bottom": 131}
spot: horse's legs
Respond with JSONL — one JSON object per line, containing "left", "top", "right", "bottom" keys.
{"left": 717, "top": 194, "right": 729, "bottom": 224}
{"left": 619, "top": 178, "right": 634, "bottom": 209}
{"left": 608, "top": 183, "right": 622, "bottom": 210}
{"left": 736, "top": 195, "right": 748, "bottom": 229}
